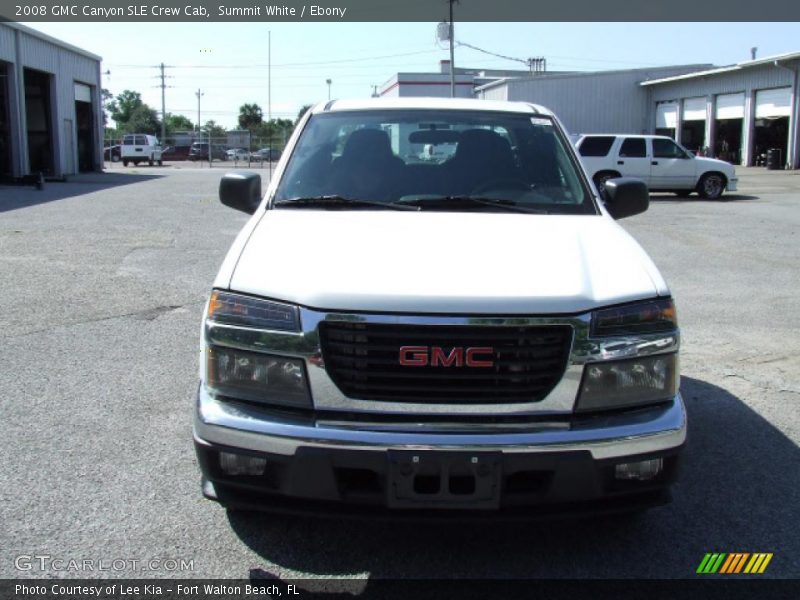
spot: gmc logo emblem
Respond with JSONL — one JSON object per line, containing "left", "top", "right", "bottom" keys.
{"left": 398, "top": 346, "right": 495, "bottom": 368}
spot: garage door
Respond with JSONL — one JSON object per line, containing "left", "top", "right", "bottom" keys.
{"left": 755, "top": 87, "right": 792, "bottom": 118}
{"left": 656, "top": 102, "right": 678, "bottom": 128}
{"left": 716, "top": 93, "right": 745, "bottom": 119}
{"left": 683, "top": 97, "right": 706, "bottom": 121}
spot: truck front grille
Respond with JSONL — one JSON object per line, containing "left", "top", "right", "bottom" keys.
{"left": 319, "top": 322, "right": 572, "bottom": 404}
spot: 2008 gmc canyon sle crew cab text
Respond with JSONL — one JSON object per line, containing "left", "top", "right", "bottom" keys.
{"left": 194, "top": 98, "right": 684, "bottom": 517}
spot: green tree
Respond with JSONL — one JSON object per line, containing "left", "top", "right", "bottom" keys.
{"left": 107, "top": 89, "right": 161, "bottom": 135}
{"left": 295, "top": 104, "right": 313, "bottom": 125}
{"left": 201, "top": 120, "right": 227, "bottom": 140}
{"left": 238, "top": 103, "right": 263, "bottom": 130}
{"left": 164, "top": 113, "right": 194, "bottom": 135}
{"left": 107, "top": 90, "right": 143, "bottom": 125}
{"left": 125, "top": 106, "right": 161, "bottom": 135}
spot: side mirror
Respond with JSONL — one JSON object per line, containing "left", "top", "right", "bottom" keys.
{"left": 603, "top": 177, "right": 649, "bottom": 219}
{"left": 219, "top": 172, "right": 262, "bottom": 214}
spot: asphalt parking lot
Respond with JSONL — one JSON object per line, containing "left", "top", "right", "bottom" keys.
{"left": 0, "top": 165, "right": 798, "bottom": 581}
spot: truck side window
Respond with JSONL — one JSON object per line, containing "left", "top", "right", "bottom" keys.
{"left": 619, "top": 138, "right": 646, "bottom": 158}
{"left": 653, "top": 138, "right": 687, "bottom": 159}
{"left": 135, "top": 135, "right": 147, "bottom": 145}
{"left": 578, "top": 136, "right": 615, "bottom": 157}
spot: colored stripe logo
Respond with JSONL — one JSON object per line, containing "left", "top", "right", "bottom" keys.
{"left": 696, "top": 552, "right": 773, "bottom": 574}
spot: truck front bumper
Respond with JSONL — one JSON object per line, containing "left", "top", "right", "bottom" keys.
{"left": 194, "top": 387, "right": 686, "bottom": 518}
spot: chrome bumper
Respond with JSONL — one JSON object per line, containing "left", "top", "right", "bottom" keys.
{"left": 194, "top": 387, "right": 686, "bottom": 461}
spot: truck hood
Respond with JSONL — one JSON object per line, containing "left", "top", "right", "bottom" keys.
{"left": 225, "top": 210, "right": 668, "bottom": 314}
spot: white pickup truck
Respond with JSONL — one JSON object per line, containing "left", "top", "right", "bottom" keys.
{"left": 575, "top": 134, "right": 737, "bottom": 199}
{"left": 194, "top": 98, "right": 684, "bottom": 517}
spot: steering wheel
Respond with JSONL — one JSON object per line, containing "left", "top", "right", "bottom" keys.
{"left": 470, "top": 178, "right": 532, "bottom": 195}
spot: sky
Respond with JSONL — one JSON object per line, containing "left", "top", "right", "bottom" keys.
{"left": 23, "top": 21, "right": 800, "bottom": 130}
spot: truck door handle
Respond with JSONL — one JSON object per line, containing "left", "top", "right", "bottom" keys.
{"left": 617, "top": 160, "right": 624, "bottom": 165}
{"left": 651, "top": 161, "right": 659, "bottom": 165}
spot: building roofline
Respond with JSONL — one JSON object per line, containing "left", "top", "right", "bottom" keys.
{"left": 641, "top": 51, "right": 800, "bottom": 86}
{"left": 474, "top": 64, "right": 714, "bottom": 92}
{"left": 0, "top": 22, "right": 102, "bottom": 62}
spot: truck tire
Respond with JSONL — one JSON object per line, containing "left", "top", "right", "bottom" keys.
{"left": 149, "top": 157, "right": 154, "bottom": 166}
{"left": 123, "top": 159, "right": 129, "bottom": 167}
{"left": 697, "top": 173, "right": 725, "bottom": 200}
{"left": 593, "top": 171, "right": 620, "bottom": 197}
{"left": 111, "top": 155, "right": 120, "bottom": 163}
{"left": 158, "top": 160, "right": 163, "bottom": 166}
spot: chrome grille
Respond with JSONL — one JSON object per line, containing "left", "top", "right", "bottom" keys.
{"left": 318, "top": 322, "right": 572, "bottom": 404}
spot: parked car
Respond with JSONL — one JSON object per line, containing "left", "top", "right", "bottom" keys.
{"left": 161, "top": 145, "right": 192, "bottom": 161}
{"left": 121, "top": 134, "right": 162, "bottom": 166}
{"left": 103, "top": 145, "right": 121, "bottom": 162}
{"left": 188, "top": 143, "right": 227, "bottom": 161}
{"left": 249, "top": 147, "right": 281, "bottom": 162}
{"left": 574, "top": 134, "right": 737, "bottom": 199}
{"left": 195, "top": 97, "right": 684, "bottom": 517}
{"left": 226, "top": 148, "right": 249, "bottom": 161}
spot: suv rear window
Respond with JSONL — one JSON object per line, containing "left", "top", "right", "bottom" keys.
{"left": 619, "top": 138, "right": 647, "bottom": 158}
{"left": 578, "top": 136, "right": 615, "bottom": 157}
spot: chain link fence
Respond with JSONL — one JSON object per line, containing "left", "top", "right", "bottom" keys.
{"left": 103, "top": 131, "right": 290, "bottom": 168}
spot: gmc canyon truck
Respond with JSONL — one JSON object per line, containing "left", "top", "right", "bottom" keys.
{"left": 194, "top": 98, "right": 684, "bottom": 517}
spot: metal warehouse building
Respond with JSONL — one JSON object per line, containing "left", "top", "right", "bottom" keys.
{"left": 475, "top": 65, "right": 712, "bottom": 135}
{"left": 643, "top": 53, "right": 800, "bottom": 169}
{"left": 0, "top": 22, "right": 103, "bottom": 180}
{"left": 389, "top": 53, "right": 800, "bottom": 170}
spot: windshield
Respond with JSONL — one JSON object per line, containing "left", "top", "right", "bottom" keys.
{"left": 273, "top": 110, "right": 596, "bottom": 214}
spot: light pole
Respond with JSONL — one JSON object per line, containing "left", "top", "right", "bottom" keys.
{"left": 195, "top": 89, "right": 203, "bottom": 134}
{"left": 326, "top": 78, "right": 332, "bottom": 101}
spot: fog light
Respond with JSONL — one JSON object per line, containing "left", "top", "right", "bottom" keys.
{"left": 615, "top": 458, "right": 663, "bottom": 481}
{"left": 219, "top": 451, "right": 267, "bottom": 476}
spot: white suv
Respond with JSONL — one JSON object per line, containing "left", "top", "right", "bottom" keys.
{"left": 576, "top": 134, "right": 737, "bottom": 199}
{"left": 195, "top": 98, "right": 684, "bottom": 517}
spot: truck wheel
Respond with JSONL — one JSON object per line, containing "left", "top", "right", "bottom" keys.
{"left": 122, "top": 160, "right": 129, "bottom": 167}
{"left": 111, "top": 155, "right": 120, "bottom": 163}
{"left": 149, "top": 158, "right": 154, "bottom": 166}
{"left": 158, "top": 160, "right": 163, "bottom": 166}
{"left": 593, "top": 172, "right": 619, "bottom": 197}
{"left": 697, "top": 173, "right": 725, "bottom": 200}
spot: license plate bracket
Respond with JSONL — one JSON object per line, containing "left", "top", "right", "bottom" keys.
{"left": 387, "top": 450, "right": 502, "bottom": 509}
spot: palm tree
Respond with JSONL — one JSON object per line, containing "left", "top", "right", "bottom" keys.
{"left": 238, "top": 103, "right": 263, "bottom": 130}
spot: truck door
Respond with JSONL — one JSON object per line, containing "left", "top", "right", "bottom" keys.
{"left": 615, "top": 137, "right": 651, "bottom": 183}
{"left": 650, "top": 138, "right": 695, "bottom": 189}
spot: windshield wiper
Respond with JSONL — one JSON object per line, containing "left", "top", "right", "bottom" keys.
{"left": 396, "top": 196, "right": 549, "bottom": 214}
{"left": 273, "top": 195, "right": 419, "bottom": 211}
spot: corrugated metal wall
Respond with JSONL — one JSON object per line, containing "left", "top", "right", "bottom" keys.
{"left": 0, "top": 23, "right": 102, "bottom": 177}
{"left": 500, "top": 66, "right": 710, "bottom": 135}
{"left": 648, "top": 64, "right": 795, "bottom": 102}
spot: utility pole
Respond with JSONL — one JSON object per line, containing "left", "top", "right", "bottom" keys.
{"left": 268, "top": 30, "right": 272, "bottom": 178}
{"left": 195, "top": 89, "right": 203, "bottom": 134}
{"left": 449, "top": 0, "right": 456, "bottom": 97}
{"left": 159, "top": 63, "right": 166, "bottom": 142}
{"left": 326, "top": 78, "right": 332, "bottom": 101}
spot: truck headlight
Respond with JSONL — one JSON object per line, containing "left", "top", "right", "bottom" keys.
{"left": 576, "top": 353, "right": 678, "bottom": 412}
{"left": 206, "top": 346, "right": 311, "bottom": 408}
{"left": 591, "top": 298, "right": 676, "bottom": 336}
{"left": 207, "top": 290, "right": 299, "bottom": 331}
